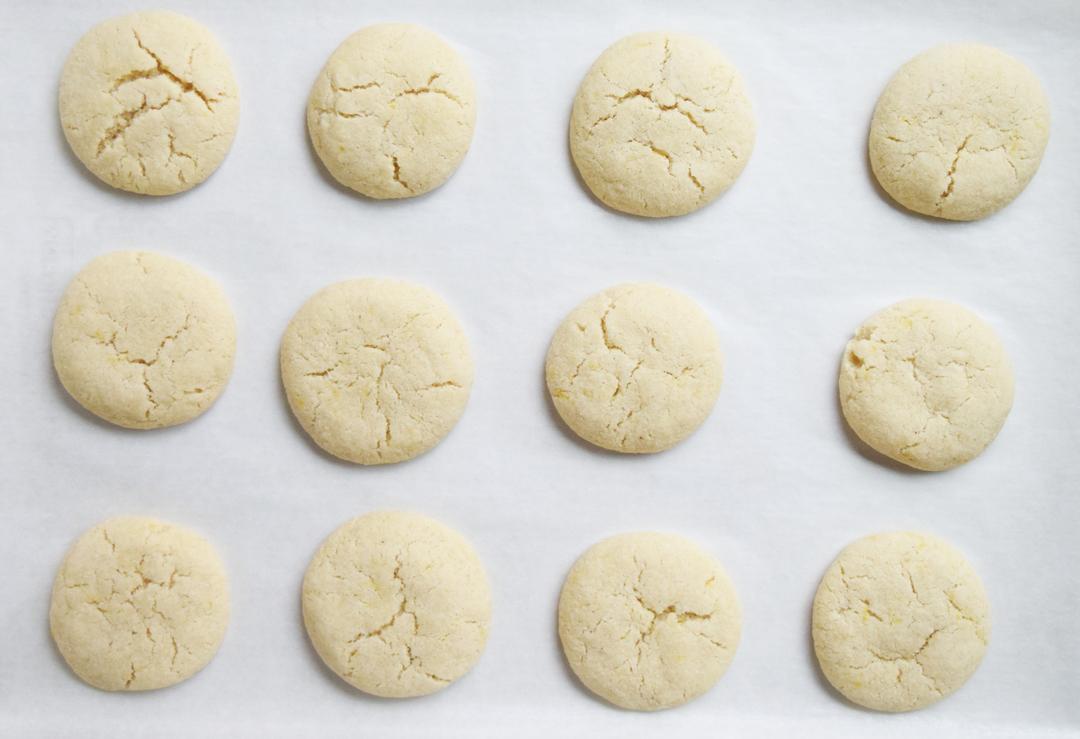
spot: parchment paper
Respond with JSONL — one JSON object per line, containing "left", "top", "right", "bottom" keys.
{"left": 1, "top": 0, "right": 1078, "bottom": 736}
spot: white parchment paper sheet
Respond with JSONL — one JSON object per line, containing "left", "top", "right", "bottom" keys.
{"left": 1, "top": 0, "right": 1078, "bottom": 736}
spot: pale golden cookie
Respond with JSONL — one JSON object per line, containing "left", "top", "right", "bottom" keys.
{"left": 302, "top": 511, "right": 491, "bottom": 697}
{"left": 59, "top": 10, "right": 239, "bottom": 195}
{"left": 570, "top": 32, "right": 755, "bottom": 217}
{"left": 812, "top": 531, "right": 990, "bottom": 712}
{"left": 50, "top": 516, "right": 230, "bottom": 691}
{"left": 52, "top": 251, "right": 237, "bottom": 429}
{"left": 546, "top": 283, "right": 722, "bottom": 453}
{"left": 280, "top": 279, "right": 473, "bottom": 464}
{"left": 869, "top": 43, "right": 1049, "bottom": 220}
{"left": 307, "top": 23, "right": 476, "bottom": 199}
{"left": 839, "top": 298, "right": 1013, "bottom": 471}
{"left": 558, "top": 532, "right": 741, "bottom": 711}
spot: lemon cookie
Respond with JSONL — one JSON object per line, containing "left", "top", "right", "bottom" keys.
{"left": 812, "top": 531, "right": 990, "bottom": 712}
{"left": 570, "top": 32, "right": 755, "bottom": 217}
{"left": 52, "top": 251, "right": 236, "bottom": 429}
{"left": 869, "top": 43, "right": 1049, "bottom": 220}
{"left": 546, "top": 283, "right": 722, "bottom": 453}
{"left": 839, "top": 298, "right": 1013, "bottom": 471}
{"left": 50, "top": 516, "right": 230, "bottom": 691}
{"left": 307, "top": 23, "right": 476, "bottom": 199}
{"left": 59, "top": 10, "right": 239, "bottom": 195}
{"left": 280, "top": 279, "right": 472, "bottom": 464}
{"left": 302, "top": 511, "right": 491, "bottom": 697}
{"left": 558, "top": 532, "right": 741, "bottom": 711}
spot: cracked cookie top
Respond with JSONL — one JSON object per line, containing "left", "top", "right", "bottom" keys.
{"left": 49, "top": 516, "right": 230, "bottom": 691}
{"left": 558, "top": 532, "right": 741, "bottom": 711}
{"left": 307, "top": 24, "right": 476, "bottom": 199}
{"left": 280, "top": 278, "right": 473, "bottom": 465}
{"left": 812, "top": 531, "right": 990, "bottom": 712}
{"left": 869, "top": 43, "right": 1049, "bottom": 221}
{"left": 839, "top": 298, "right": 1013, "bottom": 471}
{"left": 546, "top": 283, "right": 722, "bottom": 453}
{"left": 52, "top": 251, "right": 237, "bottom": 429}
{"left": 59, "top": 11, "right": 239, "bottom": 196}
{"left": 570, "top": 32, "right": 755, "bottom": 217}
{"left": 302, "top": 511, "right": 491, "bottom": 698}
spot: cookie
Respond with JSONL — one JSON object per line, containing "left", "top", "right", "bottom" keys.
{"left": 812, "top": 531, "right": 990, "bottom": 712}
{"left": 302, "top": 511, "right": 491, "bottom": 698}
{"left": 558, "top": 532, "right": 741, "bottom": 711}
{"left": 546, "top": 283, "right": 722, "bottom": 453}
{"left": 307, "top": 23, "right": 476, "bottom": 199}
{"left": 50, "top": 516, "right": 230, "bottom": 691}
{"left": 839, "top": 298, "right": 1013, "bottom": 471}
{"left": 280, "top": 278, "right": 473, "bottom": 464}
{"left": 59, "top": 10, "right": 239, "bottom": 195}
{"left": 570, "top": 32, "right": 755, "bottom": 217}
{"left": 869, "top": 43, "right": 1050, "bottom": 220}
{"left": 52, "top": 251, "right": 237, "bottom": 429}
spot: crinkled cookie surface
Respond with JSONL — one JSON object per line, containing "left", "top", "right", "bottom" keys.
{"left": 307, "top": 23, "right": 476, "bottom": 199}
{"left": 52, "top": 250, "right": 236, "bottom": 429}
{"left": 839, "top": 298, "right": 1013, "bottom": 471}
{"left": 558, "top": 532, "right": 741, "bottom": 710}
{"left": 570, "top": 32, "right": 755, "bottom": 217}
{"left": 302, "top": 511, "right": 491, "bottom": 697}
{"left": 50, "top": 516, "right": 230, "bottom": 691}
{"left": 812, "top": 531, "right": 990, "bottom": 712}
{"left": 59, "top": 10, "right": 239, "bottom": 195}
{"left": 869, "top": 43, "right": 1049, "bottom": 220}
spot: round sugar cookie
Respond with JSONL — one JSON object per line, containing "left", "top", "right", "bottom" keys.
{"left": 869, "top": 43, "right": 1049, "bottom": 220}
{"left": 839, "top": 298, "right": 1013, "bottom": 471}
{"left": 812, "top": 531, "right": 990, "bottom": 712}
{"left": 570, "top": 32, "right": 755, "bottom": 217}
{"left": 545, "top": 283, "right": 722, "bottom": 453}
{"left": 59, "top": 10, "right": 239, "bottom": 195}
{"left": 280, "top": 278, "right": 473, "bottom": 464}
{"left": 558, "top": 532, "right": 741, "bottom": 711}
{"left": 50, "top": 516, "right": 230, "bottom": 691}
{"left": 307, "top": 23, "right": 476, "bottom": 199}
{"left": 302, "top": 511, "right": 491, "bottom": 698}
{"left": 52, "top": 250, "right": 237, "bottom": 429}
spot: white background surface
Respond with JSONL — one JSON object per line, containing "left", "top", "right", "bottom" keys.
{"left": 1, "top": 0, "right": 1078, "bottom": 736}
